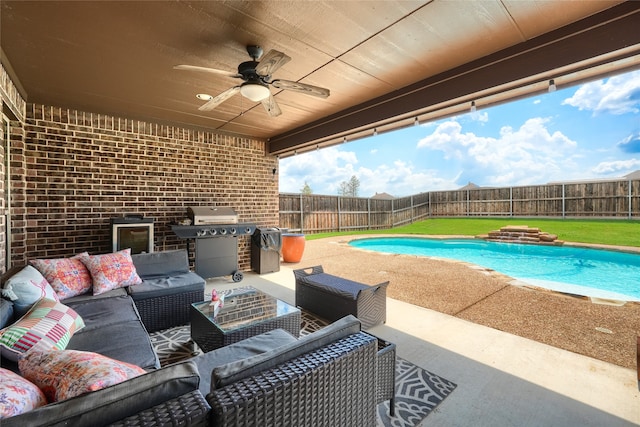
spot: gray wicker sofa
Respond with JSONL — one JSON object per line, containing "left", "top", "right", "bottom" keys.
{"left": 0, "top": 249, "right": 207, "bottom": 426}
{"left": 2, "top": 250, "right": 385, "bottom": 426}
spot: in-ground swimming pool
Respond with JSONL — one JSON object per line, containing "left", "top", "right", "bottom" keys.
{"left": 349, "top": 237, "right": 640, "bottom": 301}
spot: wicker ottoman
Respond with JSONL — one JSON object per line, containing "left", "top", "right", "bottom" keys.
{"left": 293, "top": 265, "right": 388, "bottom": 329}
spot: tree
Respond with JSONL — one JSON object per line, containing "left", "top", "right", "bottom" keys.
{"left": 338, "top": 175, "right": 360, "bottom": 197}
{"left": 300, "top": 181, "right": 313, "bottom": 194}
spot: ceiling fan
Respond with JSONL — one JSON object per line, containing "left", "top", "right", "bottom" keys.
{"left": 175, "top": 45, "right": 330, "bottom": 117}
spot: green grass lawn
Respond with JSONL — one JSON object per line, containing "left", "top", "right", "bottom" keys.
{"left": 306, "top": 218, "right": 640, "bottom": 248}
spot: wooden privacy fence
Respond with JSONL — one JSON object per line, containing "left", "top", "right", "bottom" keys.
{"left": 279, "top": 179, "right": 640, "bottom": 234}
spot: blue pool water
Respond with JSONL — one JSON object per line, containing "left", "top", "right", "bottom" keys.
{"left": 349, "top": 237, "right": 640, "bottom": 301}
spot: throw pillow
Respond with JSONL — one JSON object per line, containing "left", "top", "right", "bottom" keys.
{"left": 30, "top": 253, "right": 92, "bottom": 300}
{"left": 0, "top": 368, "right": 47, "bottom": 418}
{"left": 19, "top": 349, "right": 147, "bottom": 402}
{"left": 1, "top": 265, "right": 60, "bottom": 317}
{"left": 0, "top": 299, "right": 85, "bottom": 362}
{"left": 80, "top": 249, "right": 142, "bottom": 295}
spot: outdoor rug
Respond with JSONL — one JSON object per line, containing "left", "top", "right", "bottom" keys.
{"left": 149, "top": 311, "right": 456, "bottom": 427}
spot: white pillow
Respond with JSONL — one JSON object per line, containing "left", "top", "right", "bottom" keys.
{"left": 1, "top": 265, "right": 60, "bottom": 317}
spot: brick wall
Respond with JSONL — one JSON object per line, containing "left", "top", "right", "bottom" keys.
{"left": 6, "top": 103, "right": 279, "bottom": 272}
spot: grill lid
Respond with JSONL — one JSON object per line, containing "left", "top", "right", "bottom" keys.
{"left": 188, "top": 206, "right": 238, "bottom": 225}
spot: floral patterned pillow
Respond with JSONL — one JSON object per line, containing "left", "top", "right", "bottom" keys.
{"left": 30, "top": 253, "right": 92, "bottom": 300}
{"left": 79, "top": 249, "right": 142, "bottom": 295}
{"left": 19, "top": 349, "right": 146, "bottom": 402}
{"left": 0, "top": 368, "right": 47, "bottom": 418}
{"left": 0, "top": 299, "right": 85, "bottom": 362}
{"left": 1, "top": 265, "right": 60, "bottom": 317}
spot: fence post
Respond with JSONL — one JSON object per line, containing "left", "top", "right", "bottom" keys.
{"left": 391, "top": 199, "right": 394, "bottom": 227}
{"left": 629, "top": 179, "right": 632, "bottom": 219}
{"left": 428, "top": 192, "right": 431, "bottom": 217}
{"left": 337, "top": 196, "right": 341, "bottom": 232}
{"left": 299, "top": 193, "right": 304, "bottom": 233}
{"left": 562, "top": 184, "right": 566, "bottom": 219}
{"left": 509, "top": 187, "right": 513, "bottom": 217}
{"left": 410, "top": 195, "right": 414, "bottom": 223}
{"left": 466, "top": 189, "right": 470, "bottom": 216}
{"left": 368, "top": 198, "right": 371, "bottom": 230}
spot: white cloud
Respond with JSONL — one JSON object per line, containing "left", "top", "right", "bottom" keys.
{"left": 279, "top": 146, "right": 458, "bottom": 196}
{"left": 416, "top": 117, "right": 579, "bottom": 186}
{"left": 279, "top": 147, "right": 358, "bottom": 194}
{"left": 471, "top": 111, "right": 489, "bottom": 123}
{"left": 562, "top": 70, "right": 640, "bottom": 115}
{"left": 592, "top": 158, "right": 640, "bottom": 175}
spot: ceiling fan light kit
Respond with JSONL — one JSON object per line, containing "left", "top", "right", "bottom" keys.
{"left": 176, "top": 45, "right": 330, "bottom": 117}
{"left": 240, "top": 82, "right": 270, "bottom": 102}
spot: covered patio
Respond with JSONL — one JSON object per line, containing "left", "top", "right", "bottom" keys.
{"left": 206, "top": 254, "right": 638, "bottom": 426}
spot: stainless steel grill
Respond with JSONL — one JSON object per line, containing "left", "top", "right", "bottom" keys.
{"left": 172, "top": 207, "right": 256, "bottom": 282}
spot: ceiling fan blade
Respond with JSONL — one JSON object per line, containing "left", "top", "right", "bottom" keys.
{"left": 174, "top": 64, "right": 241, "bottom": 78}
{"left": 198, "top": 86, "right": 241, "bottom": 111}
{"left": 271, "top": 79, "right": 330, "bottom": 98}
{"left": 255, "top": 49, "right": 291, "bottom": 76}
{"left": 261, "top": 92, "right": 282, "bottom": 117}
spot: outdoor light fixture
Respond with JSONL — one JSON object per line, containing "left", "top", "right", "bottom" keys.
{"left": 343, "top": 136, "right": 347, "bottom": 143}
{"left": 470, "top": 101, "right": 477, "bottom": 113}
{"left": 240, "top": 82, "right": 270, "bottom": 102}
{"left": 373, "top": 128, "right": 378, "bottom": 136}
{"left": 414, "top": 117, "right": 419, "bottom": 126}
{"left": 548, "top": 79, "right": 557, "bottom": 93}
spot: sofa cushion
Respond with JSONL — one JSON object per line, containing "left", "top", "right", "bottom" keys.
{"left": 127, "top": 272, "right": 205, "bottom": 300}
{"left": 1, "top": 360, "right": 200, "bottom": 427}
{"left": 0, "top": 367, "right": 47, "bottom": 418}
{"left": 19, "top": 349, "right": 147, "bottom": 402}
{"left": 79, "top": 249, "right": 142, "bottom": 295}
{"left": 0, "top": 299, "right": 85, "bottom": 362}
{"left": 211, "top": 315, "right": 361, "bottom": 389}
{"left": 65, "top": 295, "right": 160, "bottom": 370}
{"left": 193, "top": 328, "right": 297, "bottom": 396}
{"left": 0, "top": 298, "right": 13, "bottom": 329}
{"left": 131, "top": 250, "right": 190, "bottom": 279}
{"left": 1, "top": 265, "right": 60, "bottom": 317}
{"left": 30, "top": 254, "right": 92, "bottom": 300}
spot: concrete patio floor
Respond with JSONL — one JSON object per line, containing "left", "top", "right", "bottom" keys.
{"left": 206, "top": 266, "right": 639, "bottom": 426}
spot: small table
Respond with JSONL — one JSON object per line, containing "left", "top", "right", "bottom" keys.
{"left": 293, "top": 265, "right": 388, "bottom": 329}
{"left": 190, "top": 287, "right": 301, "bottom": 352}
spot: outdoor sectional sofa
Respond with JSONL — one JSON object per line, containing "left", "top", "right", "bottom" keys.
{"left": 0, "top": 249, "right": 386, "bottom": 426}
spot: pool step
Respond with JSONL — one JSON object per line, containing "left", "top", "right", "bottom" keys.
{"left": 478, "top": 225, "right": 564, "bottom": 245}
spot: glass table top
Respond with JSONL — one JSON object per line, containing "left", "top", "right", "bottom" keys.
{"left": 191, "top": 286, "right": 300, "bottom": 333}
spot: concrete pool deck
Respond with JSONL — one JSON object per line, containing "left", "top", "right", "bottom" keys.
{"left": 295, "top": 235, "right": 640, "bottom": 371}
{"left": 206, "top": 266, "right": 639, "bottom": 426}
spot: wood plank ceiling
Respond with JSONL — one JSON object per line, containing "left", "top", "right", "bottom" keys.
{"left": 2, "top": 1, "right": 640, "bottom": 157}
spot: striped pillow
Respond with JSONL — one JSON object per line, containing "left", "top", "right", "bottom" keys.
{"left": 0, "top": 299, "right": 85, "bottom": 362}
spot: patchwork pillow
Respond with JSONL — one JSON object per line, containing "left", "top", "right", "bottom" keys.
{"left": 0, "top": 368, "right": 47, "bottom": 418}
{"left": 80, "top": 249, "right": 142, "bottom": 296}
{"left": 0, "top": 299, "right": 85, "bottom": 362}
{"left": 1, "top": 265, "right": 60, "bottom": 317}
{"left": 19, "top": 349, "right": 146, "bottom": 402}
{"left": 30, "top": 253, "right": 92, "bottom": 300}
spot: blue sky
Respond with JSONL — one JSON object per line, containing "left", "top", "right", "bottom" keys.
{"left": 279, "top": 69, "right": 640, "bottom": 197}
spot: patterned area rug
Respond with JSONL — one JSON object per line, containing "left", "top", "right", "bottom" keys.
{"left": 149, "top": 312, "right": 456, "bottom": 427}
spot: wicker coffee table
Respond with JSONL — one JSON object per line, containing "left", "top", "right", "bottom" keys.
{"left": 190, "top": 286, "right": 301, "bottom": 352}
